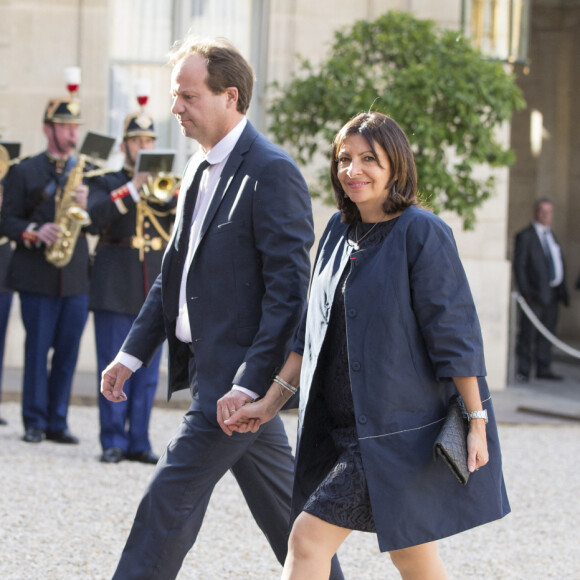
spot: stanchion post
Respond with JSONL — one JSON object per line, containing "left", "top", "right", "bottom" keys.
{"left": 507, "top": 291, "right": 519, "bottom": 385}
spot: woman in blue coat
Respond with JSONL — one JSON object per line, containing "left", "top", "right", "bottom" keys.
{"left": 224, "top": 112, "right": 510, "bottom": 579}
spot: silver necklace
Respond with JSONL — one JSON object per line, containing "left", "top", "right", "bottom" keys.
{"left": 353, "top": 215, "right": 387, "bottom": 250}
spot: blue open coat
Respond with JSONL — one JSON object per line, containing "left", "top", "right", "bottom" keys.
{"left": 293, "top": 206, "right": 510, "bottom": 552}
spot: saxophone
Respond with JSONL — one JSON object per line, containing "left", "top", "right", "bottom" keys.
{"left": 0, "top": 144, "right": 10, "bottom": 181}
{"left": 45, "top": 155, "right": 91, "bottom": 268}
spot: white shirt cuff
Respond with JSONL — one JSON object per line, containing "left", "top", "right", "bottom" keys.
{"left": 233, "top": 385, "right": 259, "bottom": 400}
{"left": 127, "top": 181, "right": 141, "bottom": 203}
{"left": 116, "top": 351, "right": 143, "bottom": 373}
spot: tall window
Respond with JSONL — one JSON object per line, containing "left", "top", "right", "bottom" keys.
{"left": 108, "top": 0, "right": 174, "bottom": 164}
{"left": 109, "top": 0, "right": 268, "bottom": 172}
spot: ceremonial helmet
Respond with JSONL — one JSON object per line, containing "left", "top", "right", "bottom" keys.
{"left": 123, "top": 78, "right": 156, "bottom": 139}
{"left": 123, "top": 112, "right": 156, "bottom": 139}
{"left": 43, "top": 98, "right": 84, "bottom": 124}
{"left": 44, "top": 67, "right": 84, "bottom": 124}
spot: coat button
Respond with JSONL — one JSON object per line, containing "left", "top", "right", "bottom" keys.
{"left": 347, "top": 308, "right": 357, "bottom": 318}
{"left": 358, "top": 415, "right": 368, "bottom": 424}
{"left": 351, "top": 361, "right": 361, "bottom": 371}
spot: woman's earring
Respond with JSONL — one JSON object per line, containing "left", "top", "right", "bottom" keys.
{"left": 392, "top": 184, "right": 397, "bottom": 196}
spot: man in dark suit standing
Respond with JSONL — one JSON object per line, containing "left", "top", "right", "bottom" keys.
{"left": 100, "top": 37, "right": 343, "bottom": 579}
{"left": 513, "top": 198, "right": 568, "bottom": 382}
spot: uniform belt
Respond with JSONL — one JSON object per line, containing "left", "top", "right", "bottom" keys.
{"left": 99, "top": 236, "right": 134, "bottom": 247}
{"left": 99, "top": 236, "right": 167, "bottom": 250}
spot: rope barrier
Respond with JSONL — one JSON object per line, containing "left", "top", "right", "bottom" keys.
{"left": 513, "top": 292, "right": 580, "bottom": 359}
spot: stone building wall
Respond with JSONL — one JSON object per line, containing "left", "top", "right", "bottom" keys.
{"left": 0, "top": 0, "right": 525, "bottom": 390}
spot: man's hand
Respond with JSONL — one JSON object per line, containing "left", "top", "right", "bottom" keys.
{"left": 216, "top": 389, "right": 254, "bottom": 436}
{"left": 36, "top": 223, "right": 62, "bottom": 245}
{"left": 73, "top": 183, "right": 89, "bottom": 209}
{"left": 132, "top": 172, "right": 151, "bottom": 192}
{"left": 101, "top": 361, "right": 132, "bottom": 402}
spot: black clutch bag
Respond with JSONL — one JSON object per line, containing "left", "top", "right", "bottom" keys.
{"left": 433, "top": 395, "right": 469, "bottom": 485}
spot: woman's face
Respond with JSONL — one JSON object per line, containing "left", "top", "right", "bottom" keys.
{"left": 336, "top": 133, "right": 392, "bottom": 220}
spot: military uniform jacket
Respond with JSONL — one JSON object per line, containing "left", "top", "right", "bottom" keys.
{"left": 0, "top": 240, "right": 12, "bottom": 294}
{"left": 87, "top": 168, "right": 176, "bottom": 316}
{"left": 0, "top": 152, "right": 91, "bottom": 296}
{"left": 293, "top": 206, "right": 510, "bottom": 552}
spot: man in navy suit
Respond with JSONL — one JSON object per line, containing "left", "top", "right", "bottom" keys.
{"left": 101, "top": 37, "right": 343, "bottom": 579}
{"left": 513, "top": 198, "right": 568, "bottom": 382}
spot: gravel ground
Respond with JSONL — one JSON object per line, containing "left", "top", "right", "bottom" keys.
{"left": 0, "top": 401, "right": 579, "bottom": 580}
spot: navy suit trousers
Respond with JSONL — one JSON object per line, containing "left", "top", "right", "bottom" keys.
{"left": 112, "top": 408, "right": 295, "bottom": 579}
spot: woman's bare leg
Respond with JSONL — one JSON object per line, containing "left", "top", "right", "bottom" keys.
{"left": 282, "top": 512, "right": 351, "bottom": 580}
{"left": 389, "top": 541, "right": 448, "bottom": 580}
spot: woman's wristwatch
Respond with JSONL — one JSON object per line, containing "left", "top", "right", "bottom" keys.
{"left": 466, "top": 409, "right": 488, "bottom": 423}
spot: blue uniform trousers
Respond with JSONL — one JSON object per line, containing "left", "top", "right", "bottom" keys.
{"left": 94, "top": 310, "right": 160, "bottom": 453}
{"left": 19, "top": 292, "right": 89, "bottom": 432}
{"left": 0, "top": 292, "right": 13, "bottom": 402}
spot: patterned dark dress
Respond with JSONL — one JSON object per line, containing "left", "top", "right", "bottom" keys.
{"left": 303, "top": 217, "right": 399, "bottom": 532}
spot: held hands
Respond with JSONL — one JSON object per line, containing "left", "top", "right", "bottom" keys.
{"left": 218, "top": 385, "right": 286, "bottom": 436}
{"left": 217, "top": 389, "right": 258, "bottom": 436}
{"left": 101, "top": 361, "right": 132, "bottom": 403}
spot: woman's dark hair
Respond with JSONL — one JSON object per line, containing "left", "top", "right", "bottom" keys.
{"left": 330, "top": 112, "right": 418, "bottom": 223}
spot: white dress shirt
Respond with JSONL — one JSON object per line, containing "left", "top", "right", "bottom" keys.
{"left": 175, "top": 117, "right": 247, "bottom": 341}
{"left": 533, "top": 221, "right": 564, "bottom": 287}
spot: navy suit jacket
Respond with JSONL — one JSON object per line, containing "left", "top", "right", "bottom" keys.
{"left": 121, "top": 122, "right": 314, "bottom": 421}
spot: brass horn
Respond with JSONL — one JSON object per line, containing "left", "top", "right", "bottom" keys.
{"left": 140, "top": 172, "right": 180, "bottom": 203}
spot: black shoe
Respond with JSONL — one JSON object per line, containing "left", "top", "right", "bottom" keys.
{"left": 126, "top": 449, "right": 159, "bottom": 464}
{"left": 536, "top": 371, "right": 563, "bottom": 381}
{"left": 516, "top": 373, "right": 529, "bottom": 384}
{"left": 100, "top": 447, "right": 125, "bottom": 463}
{"left": 23, "top": 427, "right": 45, "bottom": 443}
{"left": 0, "top": 417, "right": 7, "bottom": 426}
{"left": 46, "top": 429, "right": 80, "bottom": 444}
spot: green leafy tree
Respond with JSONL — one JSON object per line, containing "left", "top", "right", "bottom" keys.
{"left": 268, "top": 11, "right": 526, "bottom": 228}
